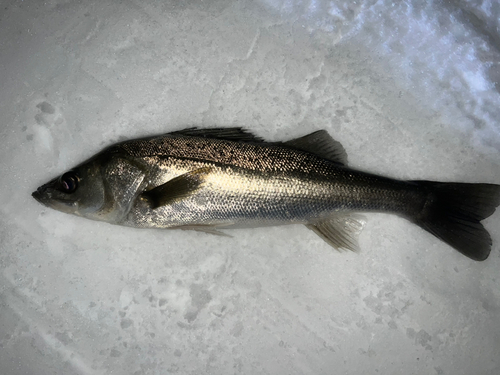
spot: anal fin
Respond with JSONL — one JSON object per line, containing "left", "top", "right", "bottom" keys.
{"left": 306, "top": 214, "right": 365, "bottom": 252}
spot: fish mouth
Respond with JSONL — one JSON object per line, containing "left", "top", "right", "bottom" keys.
{"left": 32, "top": 187, "right": 79, "bottom": 211}
{"left": 32, "top": 179, "right": 59, "bottom": 205}
{"left": 32, "top": 187, "right": 55, "bottom": 206}
{"left": 32, "top": 189, "right": 44, "bottom": 204}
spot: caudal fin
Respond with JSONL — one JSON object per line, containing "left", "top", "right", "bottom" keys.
{"left": 409, "top": 181, "right": 500, "bottom": 261}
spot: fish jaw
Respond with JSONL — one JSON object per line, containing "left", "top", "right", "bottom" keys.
{"left": 32, "top": 178, "right": 80, "bottom": 214}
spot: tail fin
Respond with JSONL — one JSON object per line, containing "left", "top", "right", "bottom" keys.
{"left": 409, "top": 181, "right": 500, "bottom": 261}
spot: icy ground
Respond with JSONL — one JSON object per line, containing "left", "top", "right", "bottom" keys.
{"left": 1, "top": 0, "right": 500, "bottom": 374}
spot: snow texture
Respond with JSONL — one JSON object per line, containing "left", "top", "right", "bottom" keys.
{"left": 1, "top": 0, "right": 500, "bottom": 374}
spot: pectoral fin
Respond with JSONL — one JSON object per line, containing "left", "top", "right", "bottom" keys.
{"left": 142, "top": 167, "right": 212, "bottom": 209}
{"left": 306, "top": 214, "right": 365, "bottom": 252}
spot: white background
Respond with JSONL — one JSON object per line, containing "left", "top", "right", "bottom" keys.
{"left": 1, "top": 1, "right": 499, "bottom": 374}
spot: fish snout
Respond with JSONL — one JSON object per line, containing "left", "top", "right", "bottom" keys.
{"left": 32, "top": 182, "right": 55, "bottom": 204}
{"left": 32, "top": 187, "right": 47, "bottom": 204}
{"left": 32, "top": 189, "right": 40, "bottom": 200}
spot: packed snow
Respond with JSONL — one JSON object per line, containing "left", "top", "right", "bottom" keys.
{"left": 1, "top": 0, "right": 499, "bottom": 374}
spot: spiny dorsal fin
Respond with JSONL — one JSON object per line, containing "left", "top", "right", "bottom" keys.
{"left": 306, "top": 213, "right": 365, "bottom": 252}
{"left": 285, "top": 130, "right": 348, "bottom": 165}
{"left": 170, "top": 127, "right": 264, "bottom": 143}
{"left": 142, "top": 167, "right": 212, "bottom": 209}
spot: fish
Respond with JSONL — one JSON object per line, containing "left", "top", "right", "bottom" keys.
{"left": 32, "top": 127, "right": 500, "bottom": 261}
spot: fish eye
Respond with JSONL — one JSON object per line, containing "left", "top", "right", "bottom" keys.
{"left": 59, "top": 171, "right": 79, "bottom": 194}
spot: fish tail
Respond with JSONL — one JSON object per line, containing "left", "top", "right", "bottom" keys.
{"left": 409, "top": 181, "right": 500, "bottom": 261}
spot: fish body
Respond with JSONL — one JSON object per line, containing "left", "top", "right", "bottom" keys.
{"left": 32, "top": 128, "right": 500, "bottom": 261}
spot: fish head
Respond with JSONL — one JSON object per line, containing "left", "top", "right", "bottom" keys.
{"left": 32, "top": 159, "right": 106, "bottom": 219}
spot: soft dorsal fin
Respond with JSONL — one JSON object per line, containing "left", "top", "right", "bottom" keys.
{"left": 170, "top": 127, "right": 264, "bottom": 143}
{"left": 284, "top": 130, "right": 348, "bottom": 165}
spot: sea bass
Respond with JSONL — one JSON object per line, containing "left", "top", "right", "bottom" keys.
{"left": 32, "top": 128, "right": 500, "bottom": 261}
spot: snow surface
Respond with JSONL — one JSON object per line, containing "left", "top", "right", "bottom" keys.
{"left": 1, "top": 0, "right": 500, "bottom": 374}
